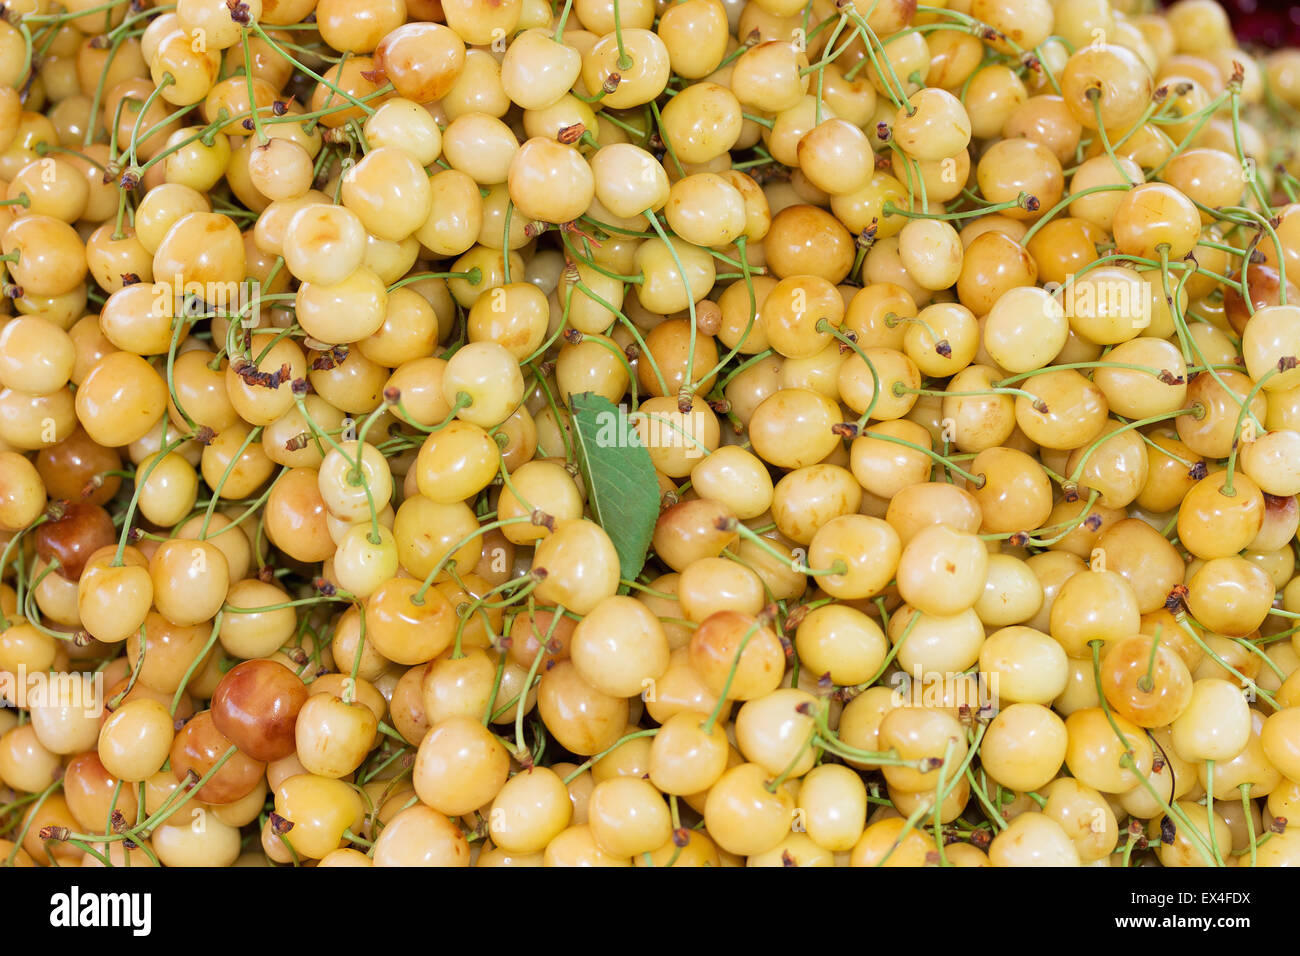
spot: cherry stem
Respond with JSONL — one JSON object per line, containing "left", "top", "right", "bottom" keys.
{"left": 251, "top": 22, "right": 377, "bottom": 116}
{"left": 1242, "top": 784, "right": 1258, "bottom": 868}
{"left": 481, "top": 598, "right": 522, "bottom": 723}
{"left": 387, "top": 268, "right": 480, "bottom": 292}
{"left": 1156, "top": 249, "right": 1259, "bottom": 439}
{"left": 837, "top": 6, "right": 909, "bottom": 109}
{"left": 1222, "top": 364, "right": 1283, "bottom": 498}
{"left": 56, "top": 745, "right": 240, "bottom": 848}
{"left": 582, "top": 333, "right": 640, "bottom": 406}
{"left": 815, "top": 319, "right": 882, "bottom": 423}
{"left": 341, "top": 828, "right": 373, "bottom": 848}
{"left": 242, "top": 28, "right": 269, "bottom": 145}
{"left": 810, "top": 15, "right": 851, "bottom": 126}
{"left": 1138, "top": 623, "right": 1162, "bottom": 695}
{"left": 104, "top": 94, "right": 136, "bottom": 175}
{"left": 24, "top": 0, "right": 132, "bottom": 21}
{"left": 936, "top": 722, "right": 987, "bottom": 831}
{"left": 1177, "top": 615, "right": 1279, "bottom": 711}
{"left": 1226, "top": 206, "right": 1289, "bottom": 306}
{"left": 170, "top": 613, "right": 222, "bottom": 715}
{"left": 409, "top": 516, "right": 534, "bottom": 607}
{"left": 448, "top": 567, "right": 530, "bottom": 660}
{"left": 260, "top": 84, "right": 391, "bottom": 128}
{"left": 521, "top": 281, "right": 573, "bottom": 367}
{"left": 494, "top": 448, "right": 533, "bottom": 519}
{"left": 1229, "top": 91, "right": 1272, "bottom": 219}
{"left": 765, "top": 704, "right": 822, "bottom": 794}
{"left": 425, "top": 392, "right": 473, "bottom": 433}
{"left": 730, "top": 521, "right": 846, "bottom": 578}
{"left": 628, "top": 410, "right": 711, "bottom": 455}
{"left": 11, "top": 18, "right": 33, "bottom": 92}
{"left": 843, "top": 606, "right": 915, "bottom": 696}
{"left": 649, "top": 99, "right": 685, "bottom": 178}
{"left": 558, "top": 230, "right": 643, "bottom": 284}
{"left": 694, "top": 236, "right": 758, "bottom": 391}
{"left": 23, "top": 559, "right": 76, "bottom": 644}
{"left": 516, "top": 605, "right": 563, "bottom": 758}
{"left": 896, "top": 382, "right": 1043, "bottom": 405}
{"left": 867, "top": 425, "right": 989, "bottom": 487}
{"left": 1066, "top": 406, "right": 1200, "bottom": 492}
{"left": 730, "top": 145, "right": 779, "bottom": 172}
{"left": 884, "top": 195, "right": 1025, "bottom": 222}
{"left": 111, "top": 434, "right": 192, "bottom": 567}
{"left": 715, "top": 348, "right": 775, "bottom": 397}
{"left": 500, "top": 200, "right": 516, "bottom": 283}
{"left": 202, "top": 423, "right": 264, "bottom": 522}
{"left": 800, "top": 13, "right": 853, "bottom": 77}
{"left": 1201, "top": 759, "right": 1226, "bottom": 865}
{"left": 979, "top": 488, "right": 1100, "bottom": 546}
{"left": 879, "top": 742, "right": 955, "bottom": 867}
{"left": 344, "top": 603, "right": 368, "bottom": 703}
{"left": 223, "top": 594, "right": 348, "bottom": 615}
{"left": 526, "top": 362, "right": 574, "bottom": 462}
{"left": 106, "top": 621, "right": 148, "bottom": 711}
{"left": 1146, "top": 89, "right": 1233, "bottom": 181}
{"left": 610, "top": 0, "right": 633, "bottom": 70}
{"left": 642, "top": 208, "right": 699, "bottom": 392}
{"left": 123, "top": 72, "right": 175, "bottom": 171}
{"left": 964, "top": 767, "right": 1008, "bottom": 832}
{"left": 698, "top": 616, "right": 766, "bottom": 735}
{"left": 553, "top": 0, "right": 575, "bottom": 41}
{"left": 813, "top": 734, "right": 921, "bottom": 769}
{"left": 1020, "top": 182, "right": 1134, "bottom": 247}
{"left": 995, "top": 360, "right": 1170, "bottom": 387}
{"left": 561, "top": 728, "right": 660, "bottom": 784}
{"left": 884, "top": 140, "right": 928, "bottom": 214}
{"left": 1088, "top": 90, "right": 1135, "bottom": 183}
{"left": 0, "top": 514, "right": 47, "bottom": 630}
{"left": 353, "top": 399, "right": 392, "bottom": 459}
{"left": 292, "top": 395, "right": 383, "bottom": 542}
{"left": 202, "top": 467, "right": 285, "bottom": 542}
{"left": 618, "top": 578, "right": 675, "bottom": 599}
{"left": 1088, "top": 640, "right": 1220, "bottom": 865}
{"left": 4, "top": 777, "right": 63, "bottom": 866}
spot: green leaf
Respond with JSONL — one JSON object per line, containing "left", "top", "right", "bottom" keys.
{"left": 568, "top": 392, "right": 660, "bottom": 583}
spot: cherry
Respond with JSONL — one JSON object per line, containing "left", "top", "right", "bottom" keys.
{"left": 33, "top": 500, "right": 115, "bottom": 581}
{"left": 210, "top": 659, "right": 310, "bottom": 762}
{"left": 169, "top": 710, "right": 268, "bottom": 805}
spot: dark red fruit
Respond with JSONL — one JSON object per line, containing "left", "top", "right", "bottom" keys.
{"left": 1224, "top": 264, "right": 1299, "bottom": 336}
{"left": 170, "top": 710, "right": 267, "bottom": 805}
{"left": 34, "top": 501, "right": 117, "bottom": 580}
{"left": 210, "top": 659, "right": 310, "bottom": 762}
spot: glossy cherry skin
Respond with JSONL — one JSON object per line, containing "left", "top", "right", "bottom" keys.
{"left": 34, "top": 501, "right": 116, "bottom": 581}
{"left": 210, "top": 659, "right": 310, "bottom": 762}
{"left": 1224, "top": 265, "right": 1298, "bottom": 336}
{"left": 170, "top": 710, "right": 268, "bottom": 805}
{"left": 35, "top": 428, "right": 122, "bottom": 506}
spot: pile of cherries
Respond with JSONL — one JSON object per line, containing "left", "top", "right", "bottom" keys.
{"left": 1, "top": 0, "right": 1299, "bottom": 867}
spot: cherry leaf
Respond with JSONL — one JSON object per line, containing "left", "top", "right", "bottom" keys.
{"left": 568, "top": 392, "right": 660, "bottom": 584}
